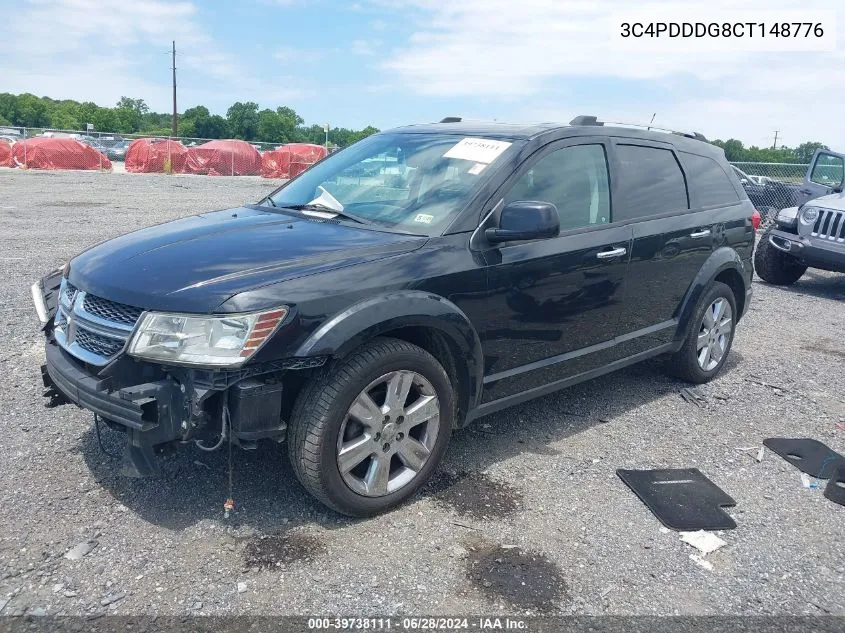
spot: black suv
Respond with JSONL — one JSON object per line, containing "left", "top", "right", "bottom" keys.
{"left": 33, "top": 117, "right": 756, "bottom": 516}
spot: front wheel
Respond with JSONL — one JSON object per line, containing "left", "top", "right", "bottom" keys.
{"left": 287, "top": 338, "right": 454, "bottom": 516}
{"left": 666, "top": 281, "right": 737, "bottom": 384}
{"left": 754, "top": 231, "right": 807, "bottom": 285}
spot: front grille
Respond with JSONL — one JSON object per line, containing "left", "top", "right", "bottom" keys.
{"left": 812, "top": 209, "right": 845, "bottom": 241}
{"left": 62, "top": 281, "right": 78, "bottom": 306}
{"left": 74, "top": 328, "right": 125, "bottom": 357}
{"left": 83, "top": 294, "right": 144, "bottom": 326}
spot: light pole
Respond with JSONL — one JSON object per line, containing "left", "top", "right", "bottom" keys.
{"left": 324, "top": 123, "right": 329, "bottom": 150}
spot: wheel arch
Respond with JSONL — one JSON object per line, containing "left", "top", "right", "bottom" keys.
{"left": 294, "top": 291, "right": 484, "bottom": 424}
{"left": 674, "top": 247, "right": 750, "bottom": 344}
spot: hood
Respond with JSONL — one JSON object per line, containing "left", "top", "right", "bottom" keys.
{"left": 806, "top": 191, "right": 845, "bottom": 211}
{"left": 68, "top": 205, "right": 426, "bottom": 313}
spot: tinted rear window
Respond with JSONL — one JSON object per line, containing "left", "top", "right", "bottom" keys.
{"left": 682, "top": 152, "right": 740, "bottom": 207}
{"left": 615, "top": 145, "right": 688, "bottom": 221}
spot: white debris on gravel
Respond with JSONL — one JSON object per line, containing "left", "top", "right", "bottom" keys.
{"left": 680, "top": 531, "right": 727, "bottom": 555}
{"left": 64, "top": 540, "right": 98, "bottom": 561}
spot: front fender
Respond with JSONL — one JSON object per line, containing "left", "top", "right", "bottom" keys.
{"left": 674, "top": 247, "right": 750, "bottom": 343}
{"left": 295, "top": 291, "right": 484, "bottom": 410}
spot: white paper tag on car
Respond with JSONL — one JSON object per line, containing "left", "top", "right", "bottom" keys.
{"left": 443, "top": 138, "right": 512, "bottom": 164}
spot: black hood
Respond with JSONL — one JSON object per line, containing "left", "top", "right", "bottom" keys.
{"left": 68, "top": 206, "right": 426, "bottom": 313}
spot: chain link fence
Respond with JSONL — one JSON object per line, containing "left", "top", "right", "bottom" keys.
{"left": 0, "top": 126, "right": 326, "bottom": 178}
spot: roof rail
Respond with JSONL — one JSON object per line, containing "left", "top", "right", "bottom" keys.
{"left": 569, "top": 115, "right": 707, "bottom": 142}
{"left": 440, "top": 116, "right": 462, "bottom": 123}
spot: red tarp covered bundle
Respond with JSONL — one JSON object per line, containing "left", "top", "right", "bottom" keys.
{"left": 185, "top": 140, "right": 261, "bottom": 176}
{"left": 0, "top": 140, "right": 13, "bottom": 168}
{"left": 260, "top": 148, "right": 292, "bottom": 179}
{"left": 288, "top": 143, "right": 327, "bottom": 178}
{"left": 125, "top": 138, "right": 188, "bottom": 173}
{"left": 12, "top": 137, "right": 112, "bottom": 171}
{"left": 261, "top": 143, "right": 327, "bottom": 179}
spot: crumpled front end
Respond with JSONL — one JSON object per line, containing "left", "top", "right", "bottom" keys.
{"left": 35, "top": 275, "right": 290, "bottom": 477}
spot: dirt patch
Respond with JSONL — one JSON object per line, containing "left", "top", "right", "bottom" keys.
{"left": 423, "top": 471, "right": 523, "bottom": 519}
{"left": 242, "top": 532, "right": 327, "bottom": 570}
{"left": 803, "top": 340, "right": 845, "bottom": 361}
{"left": 464, "top": 537, "right": 567, "bottom": 613}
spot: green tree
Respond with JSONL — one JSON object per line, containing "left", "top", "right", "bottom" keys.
{"left": 14, "top": 93, "right": 50, "bottom": 127}
{"left": 793, "top": 141, "right": 828, "bottom": 164}
{"left": 114, "top": 97, "right": 149, "bottom": 133}
{"left": 0, "top": 93, "right": 18, "bottom": 125}
{"left": 226, "top": 101, "right": 260, "bottom": 140}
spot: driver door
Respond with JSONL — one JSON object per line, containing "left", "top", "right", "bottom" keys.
{"left": 795, "top": 150, "right": 845, "bottom": 206}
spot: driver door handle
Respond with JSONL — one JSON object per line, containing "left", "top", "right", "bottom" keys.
{"left": 596, "top": 247, "right": 627, "bottom": 259}
{"left": 690, "top": 229, "right": 711, "bottom": 239}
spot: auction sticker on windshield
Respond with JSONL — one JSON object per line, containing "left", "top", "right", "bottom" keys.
{"left": 444, "top": 138, "right": 512, "bottom": 164}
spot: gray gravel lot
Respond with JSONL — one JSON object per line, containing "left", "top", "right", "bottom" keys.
{"left": 0, "top": 169, "right": 843, "bottom": 617}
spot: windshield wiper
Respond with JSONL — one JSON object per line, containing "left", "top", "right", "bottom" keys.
{"left": 285, "top": 203, "right": 373, "bottom": 226}
{"left": 260, "top": 196, "right": 277, "bottom": 207}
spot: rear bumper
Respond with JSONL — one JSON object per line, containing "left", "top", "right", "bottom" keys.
{"left": 768, "top": 230, "right": 845, "bottom": 272}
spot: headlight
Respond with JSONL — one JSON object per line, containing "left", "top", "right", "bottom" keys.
{"left": 800, "top": 206, "right": 819, "bottom": 224}
{"left": 128, "top": 307, "right": 288, "bottom": 366}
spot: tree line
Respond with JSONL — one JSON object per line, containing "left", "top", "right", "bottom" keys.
{"left": 710, "top": 138, "right": 829, "bottom": 164}
{"left": 0, "top": 93, "right": 379, "bottom": 147}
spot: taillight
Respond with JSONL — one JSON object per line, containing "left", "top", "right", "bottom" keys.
{"left": 751, "top": 209, "right": 761, "bottom": 230}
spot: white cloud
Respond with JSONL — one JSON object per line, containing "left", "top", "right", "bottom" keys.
{"left": 0, "top": 0, "right": 299, "bottom": 115}
{"left": 378, "top": 0, "right": 845, "bottom": 147}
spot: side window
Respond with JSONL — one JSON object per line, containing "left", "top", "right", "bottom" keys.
{"left": 682, "top": 152, "right": 741, "bottom": 207}
{"left": 810, "top": 153, "right": 845, "bottom": 187}
{"left": 614, "top": 145, "right": 688, "bottom": 221}
{"left": 504, "top": 144, "right": 610, "bottom": 231}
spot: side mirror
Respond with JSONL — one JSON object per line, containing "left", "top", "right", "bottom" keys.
{"left": 485, "top": 201, "right": 559, "bottom": 243}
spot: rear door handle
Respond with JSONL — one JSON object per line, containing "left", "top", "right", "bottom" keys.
{"left": 690, "top": 229, "right": 711, "bottom": 239}
{"left": 596, "top": 247, "right": 627, "bottom": 259}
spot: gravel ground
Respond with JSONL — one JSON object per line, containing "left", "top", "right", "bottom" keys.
{"left": 0, "top": 169, "right": 843, "bottom": 617}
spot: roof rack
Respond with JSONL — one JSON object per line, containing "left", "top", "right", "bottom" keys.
{"left": 569, "top": 115, "right": 707, "bottom": 142}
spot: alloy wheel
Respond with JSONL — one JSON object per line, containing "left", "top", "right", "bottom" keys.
{"left": 336, "top": 370, "right": 440, "bottom": 497}
{"left": 696, "top": 297, "right": 733, "bottom": 371}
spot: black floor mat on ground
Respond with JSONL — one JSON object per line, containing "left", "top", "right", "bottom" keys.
{"left": 617, "top": 468, "right": 737, "bottom": 530}
{"left": 824, "top": 465, "right": 845, "bottom": 507}
{"left": 763, "top": 438, "right": 845, "bottom": 479}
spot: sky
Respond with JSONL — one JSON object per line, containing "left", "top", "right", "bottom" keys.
{"left": 2, "top": 0, "right": 844, "bottom": 148}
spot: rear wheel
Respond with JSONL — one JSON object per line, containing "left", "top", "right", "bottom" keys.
{"left": 666, "top": 281, "right": 736, "bottom": 384}
{"left": 287, "top": 338, "right": 453, "bottom": 516}
{"left": 754, "top": 231, "right": 807, "bottom": 285}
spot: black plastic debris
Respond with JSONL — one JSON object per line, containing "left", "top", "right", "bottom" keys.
{"left": 763, "top": 438, "right": 845, "bottom": 479}
{"left": 679, "top": 387, "right": 707, "bottom": 407}
{"left": 824, "top": 465, "right": 845, "bottom": 507}
{"left": 617, "top": 468, "right": 737, "bottom": 530}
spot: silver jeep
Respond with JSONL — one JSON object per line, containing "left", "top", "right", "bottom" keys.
{"left": 755, "top": 150, "right": 845, "bottom": 285}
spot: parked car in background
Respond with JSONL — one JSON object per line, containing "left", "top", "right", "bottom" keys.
{"left": 33, "top": 116, "right": 756, "bottom": 516}
{"left": 99, "top": 139, "right": 131, "bottom": 161}
{"left": 732, "top": 164, "right": 801, "bottom": 225}
{"left": 755, "top": 149, "right": 845, "bottom": 284}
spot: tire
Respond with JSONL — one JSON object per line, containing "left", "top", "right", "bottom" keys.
{"left": 754, "top": 231, "right": 807, "bottom": 285}
{"left": 287, "top": 337, "right": 454, "bottom": 517}
{"left": 666, "top": 281, "right": 737, "bottom": 384}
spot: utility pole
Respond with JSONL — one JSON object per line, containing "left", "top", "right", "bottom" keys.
{"left": 772, "top": 130, "right": 779, "bottom": 150}
{"left": 171, "top": 41, "right": 178, "bottom": 137}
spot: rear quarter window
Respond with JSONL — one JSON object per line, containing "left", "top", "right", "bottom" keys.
{"left": 614, "top": 144, "right": 689, "bottom": 221}
{"left": 681, "top": 152, "right": 741, "bottom": 207}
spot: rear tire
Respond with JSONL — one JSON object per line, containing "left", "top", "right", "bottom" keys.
{"left": 287, "top": 337, "right": 454, "bottom": 517}
{"left": 754, "top": 231, "right": 807, "bottom": 285}
{"left": 666, "top": 281, "right": 736, "bottom": 384}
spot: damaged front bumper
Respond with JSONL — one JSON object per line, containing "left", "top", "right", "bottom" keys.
{"left": 42, "top": 338, "right": 185, "bottom": 477}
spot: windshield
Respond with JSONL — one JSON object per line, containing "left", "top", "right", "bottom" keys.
{"left": 267, "top": 132, "right": 517, "bottom": 234}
